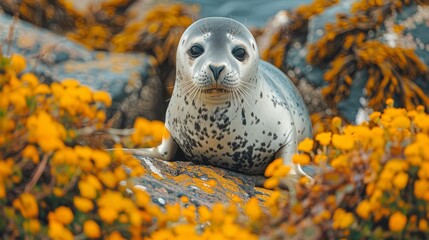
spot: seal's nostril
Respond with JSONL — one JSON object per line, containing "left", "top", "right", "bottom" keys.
{"left": 209, "top": 65, "right": 225, "bottom": 81}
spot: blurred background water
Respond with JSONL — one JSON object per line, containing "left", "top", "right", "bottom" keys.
{"left": 179, "top": 0, "right": 313, "bottom": 27}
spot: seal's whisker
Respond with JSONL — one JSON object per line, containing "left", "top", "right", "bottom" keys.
{"left": 239, "top": 83, "right": 255, "bottom": 92}
{"left": 240, "top": 81, "right": 256, "bottom": 88}
{"left": 237, "top": 87, "right": 255, "bottom": 113}
{"left": 182, "top": 83, "right": 197, "bottom": 96}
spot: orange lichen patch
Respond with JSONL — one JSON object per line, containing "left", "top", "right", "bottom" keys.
{"left": 260, "top": 0, "right": 340, "bottom": 67}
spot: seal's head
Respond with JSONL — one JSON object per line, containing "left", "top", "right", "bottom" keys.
{"left": 176, "top": 17, "right": 259, "bottom": 102}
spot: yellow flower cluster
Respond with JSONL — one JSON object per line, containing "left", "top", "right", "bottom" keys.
{"left": 0, "top": 53, "right": 158, "bottom": 239}
{"left": 261, "top": 98, "right": 429, "bottom": 238}
{"left": 131, "top": 117, "right": 165, "bottom": 147}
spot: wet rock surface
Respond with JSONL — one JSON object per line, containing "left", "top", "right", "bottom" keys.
{"left": 132, "top": 156, "right": 272, "bottom": 207}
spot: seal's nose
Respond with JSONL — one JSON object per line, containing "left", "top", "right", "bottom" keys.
{"left": 209, "top": 65, "right": 225, "bottom": 81}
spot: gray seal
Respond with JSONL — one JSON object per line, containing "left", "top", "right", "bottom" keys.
{"left": 130, "top": 17, "right": 312, "bottom": 178}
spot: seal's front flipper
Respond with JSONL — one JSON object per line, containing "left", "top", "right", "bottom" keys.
{"left": 123, "top": 127, "right": 178, "bottom": 161}
{"left": 275, "top": 132, "right": 313, "bottom": 183}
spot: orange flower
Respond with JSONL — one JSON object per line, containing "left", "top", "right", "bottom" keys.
{"left": 23, "top": 219, "right": 41, "bottom": 234}
{"left": 315, "top": 132, "right": 332, "bottom": 145}
{"left": 263, "top": 177, "right": 279, "bottom": 189}
{"left": 389, "top": 212, "right": 407, "bottom": 232}
{"left": 332, "top": 208, "right": 354, "bottom": 229}
{"left": 10, "top": 53, "right": 27, "bottom": 73}
{"left": 98, "top": 207, "right": 118, "bottom": 224}
{"left": 393, "top": 172, "right": 408, "bottom": 190}
{"left": 84, "top": 220, "right": 101, "bottom": 238}
{"left": 332, "top": 134, "right": 354, "bottom": 150}
{"left": 292, "top": 153, "right": 311, "bottom": 165}
{"left": 244, "top": 197, "right": 262, "bottom": 221}
{"left": 74, "top": 196, "right": 94, "bottom": 213}
{"left": 298, "top": 138, "right": 314, "bottom": 152}
{"left": 53, "top": 206, "right": 74, "bottom": 224}
{"left": 22, "top": 145, "right": 39, "bottom": 164}
{"left": 356, "top": 200, "right": 371, "bottom": 219}
{"left": 93, "top": 91, "right": 112, "bottom": 107}
{"left": 12, "top": 193, "right": 39, "bottom": 218}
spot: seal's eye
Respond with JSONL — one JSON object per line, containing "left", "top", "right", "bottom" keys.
{"left": 232, "top": 47, "right": 246, "bottom": 61}
{"left": 188, "top": 45, "right": 204, "bottom": 58}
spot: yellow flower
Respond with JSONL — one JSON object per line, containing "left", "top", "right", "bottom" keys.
{"left": 22, "top": 145, "right": 39, "bottom": 164}
{"left": 332, "top": 208, "right": 354, "bottom": 229}
{"left": 414, "top": 180, "right": 428, "bottom": 199}
{"left": 74, "top": 196, "right": 94, "bottom": 213}
{"left": 21, "top": 72, "right": 39, "bottom": 87}
{"left": 75, "top": 86, "right": 93, "bottom": 103}
{"left": 0, "top": 182, "right": 5, "bottom": 199}
{"left": 106, "top": 231, "right": 125, "bottom": 240}
{"left": 92, "top": 150, "right": 111, "bottom": 169}
{"left": 0, "top": 158, "right": 13, "bottom": 178}
{"left": 332, "top": 134, "right": 354, "bottom": 150}
{"left": 26, "top": 111, "right": 65, "bottom": 152}
{"left": 391, "top": 115, "right": 411, "bottom": 129}
{"left": 10, "top": 53, "right": 27, "bottom": 73}
{"left": 79, "top": 180, "right": 98, "bottom": 199}
{"left": 315, "top": 132, "right": 332, "bottom": 145}
{"left": 314, "top": 154, "right": 327, "bottom": 164}
{"left": 298, "top": 138, "right": 314, "bottom": 152}
{"left": 356, "top": 200, "right": 371, "bottom": 219}
{"left": 93, "top": 91, "right": 112, "bottom": 107}
{"left": 386, "top": 98, "right": 394, "bottom": 107}
{"left": 264, "top": 158, "right": 283, "bottom": 177}
{"left": 23, "top": 219, "right": 41, "bottom": 234}
{"left": 245, "top": 197, "right": 262, "bottom": 221}
{"left": 166, "top": 202, "right": 181, "bottom": 222}
{"left": 414, "top": 114, "right": 429, "bottom": 130}
{"left": 54, "top": 206, "right": 74, "bottom": 225}
{"left": 84, "top": 220, "right": 101, "bottom": 238}
{"left": 98, "top": 170, "right": 117, "bottom": 188}
{"left": 13, "top": 193, "right": 39, "bottom": 218}
{"left": 34, "top": 84, "right": 51, "bottom": 95}
{"left": 389, "top": 212, "right": 407, "bottom": 232}
{"left": 419, "top": 219, "right": 428, "bottom": 231}
{"left": 98, "top": 207, "right": 118, "bottom": 224}
{"left": 48, "top": 220, "right": 73, "bottom": 240}
{"left": 331, "top": 155, "right": 348, "bottom": 169}
{"left": 292, "top": 153, "right": 311, "bottom": 165}
{"left": 393, "top": 172, "right": 408, "bottom": 190}
{"left": 61, "top": 78, "right": 80, "bottom": 88}
{"left": 272, "top": 165, "right": 291, "bottom": 178}
{"left": 263, "top": 177, "right": 279, "bottom": 189}
{"left": 369, "top": 111, "right": 381, "bottom": 123}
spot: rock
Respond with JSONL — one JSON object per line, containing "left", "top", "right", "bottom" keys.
{"left": 0, "top": 12, "right": 166, "bottom": 128}
{"left": 132, "top": 155, "right": 272, "bottom": 207}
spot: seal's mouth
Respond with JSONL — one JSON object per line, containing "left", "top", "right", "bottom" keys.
{"left": 203, "top": 88, "right": 229, "bottom": 94}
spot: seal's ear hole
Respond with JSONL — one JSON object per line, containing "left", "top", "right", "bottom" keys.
{"left": 252, "top": 43, "right": 255, "bottom": 51}
{"left": 182, "top": 39, "right": 185, "bottom": 46}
